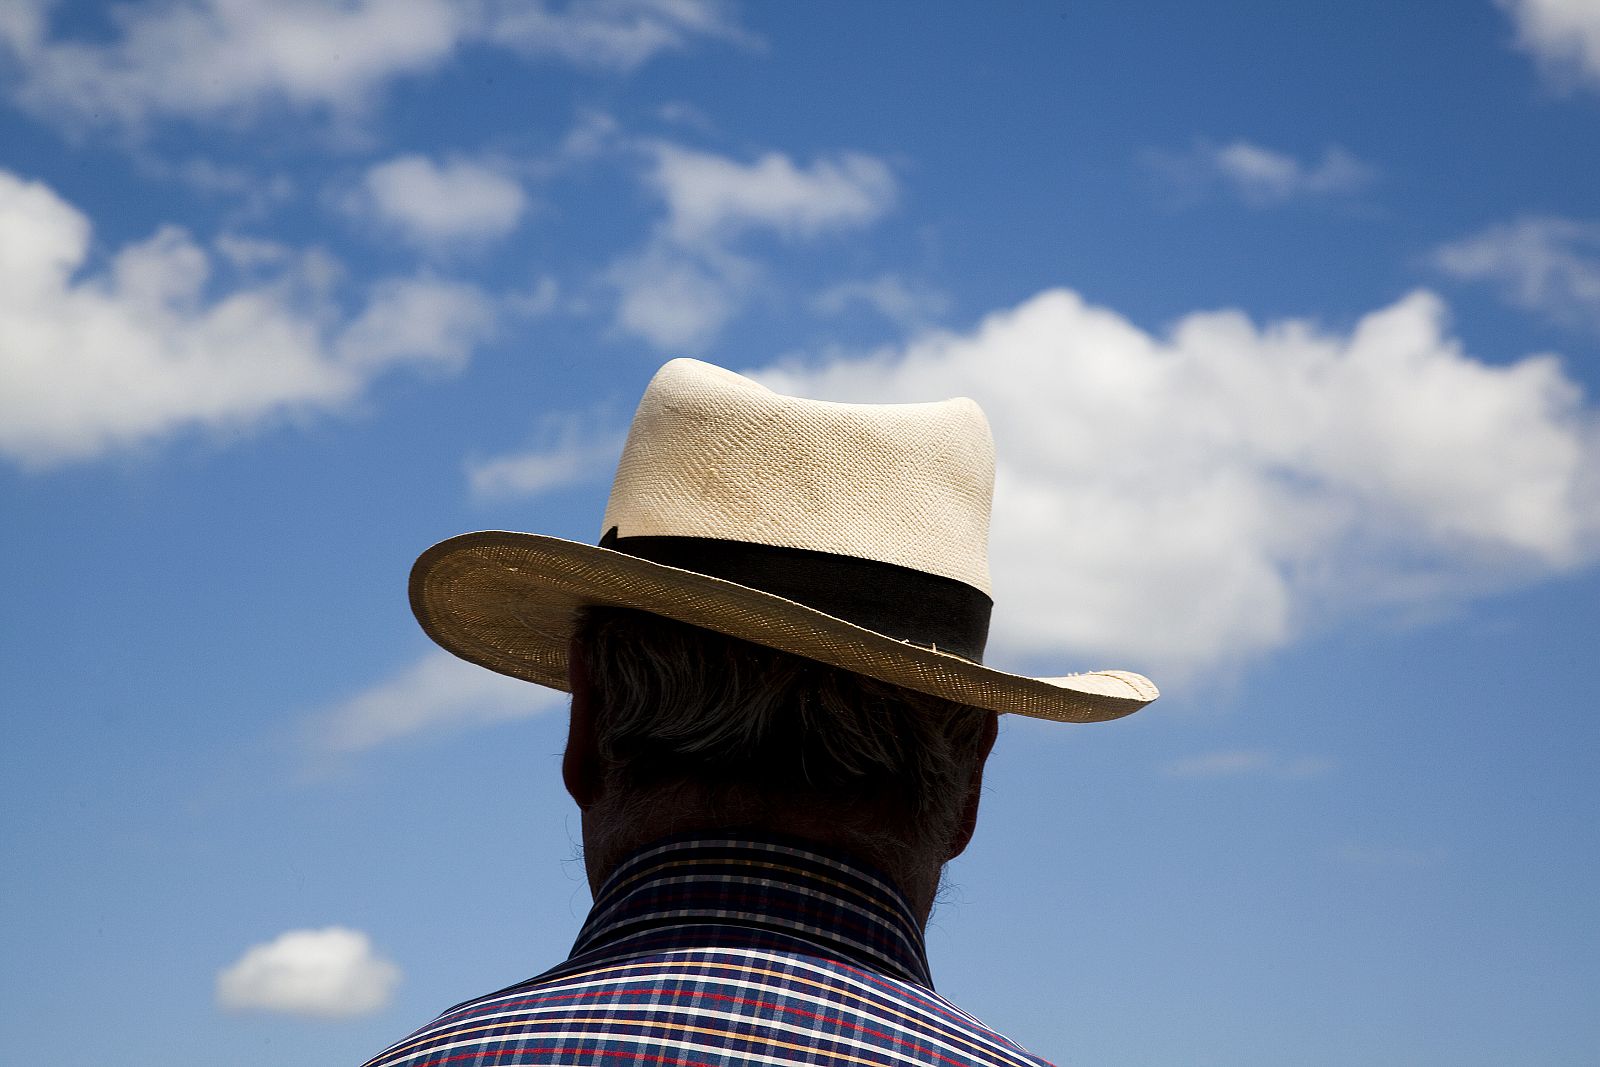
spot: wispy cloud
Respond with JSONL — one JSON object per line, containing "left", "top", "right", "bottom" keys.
{"left": 608, "top": 241, "right": 757, "bottom": 351}
{"left": 0, "top": 170, "right": 496, "bottom": 468}
{"left": 655, "top": 100, "right": 717, "bottom": 133}
{"left": 756, "top": 287, "right": 1600, "bottom": 676}
{"left": 813, "top": 274, "right": 951, "bottom": 330}
{"left": 216, "top": 927, "right": 400, "bottom": 1019}
{"left": 353, "top": 154, "right": 528, "bottom": 246}
{"left": 468, "top": 428, "right": 626, "bottom": 499}
{"left": 649, "top": 144, "right": 897, "bottom": 244}
{"left": 1498, "top": 0, "right": 1600, "bottom": 91}
{"left": 1435, "top": 216, "right": 1600, "bottom": 333}
{"left": 311, "top": 650, "right": 562, "bottom": 753}
{"left": 0, "top": 0, "right": 470, "bottom": 129}
{"left": 1147, "top": 139, "right": 1375, "bottom": 207}
{"left": 133, "top": 155, "right": 297, "bottom": 222}
{"left": 338, "top": 276, "right": 500, "bottom": 370}
{"left": 506, "top": 275, "right": 564, "bottom": 319}
{"left": 0, "top": 0, "right": 751, "bottom": 131}
{"left": 487, "top": 0, "right": 758, "bottom": 72}
{"left": 609, "top": 144, "right": 898, "bottom": 350}
{"left": 1163, "top": 750, "right": 1335, "bottom": 780}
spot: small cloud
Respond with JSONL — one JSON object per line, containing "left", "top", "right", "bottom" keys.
{"left": 355, "top": 154, "right": 528, "bottom": 245}
{"left": 608, "top": 143, "right": 898, "bottom": 351}
{"left": 556, "top": 108, "right": 623, "bottom": 164}
{"left": 468, "top": 428, "right": 625, "bottom": 499}
{"left": 607, "top": 242, "right": 755, "bottom": 351}
{"left": 1434, "top": 216, "right": 1600, "bottom": 333}
{"left": 134, "top": 156, "right": 296, "bottom": 220}
{"left": 213, "top": 233, "right": 294, "bottom": 271}
{"left": 1163, "top": 749, "right": 1335, "bottom": 780}
{"left": 336, "top": 276, "right": 498, "bottom": 370}
{"left": 506, "top": 275, "right": 562, "bottom": 318}
{"left": 655, "top": 100, "right": 716, "bottom": 133}
{"left": 649, "top": 144, "right": 897, "bottom": 245}
{"left": 1147, "top": 139, "right": 1375, "bottom": 207}
{"left": 486, "top": 0, "right": 758, "bottom": 73}
{"left": 1498, "top": 0, "right": 1600, "bottom": 91}
{"left": 813, "top": 274, "right": 951, "bottom": 330}
{"left": 312, "top": 650, "right": 562, "bottom": 753}
{"left": 216, "top": 927, "right": 400, "bottom": 1019}
{"left": 468, "top": 446, "right": 594, "bottom": 497}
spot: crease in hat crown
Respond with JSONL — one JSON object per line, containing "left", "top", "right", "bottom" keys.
{"left": 602, "top": 359, "right": 996, "bottom": 596}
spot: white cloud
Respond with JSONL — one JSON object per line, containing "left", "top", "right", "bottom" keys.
{"left": 650, "top": 144, "right": 897, "bottom": 244}
{"left": 488, "top": 0, "right": 756, "bottom": 71}
{"left": 216, "top": 927, "right": 400, "bottom": 1018}
{"left": 133, "top": 156, "right": 297, "bottom": 222}
{"left": 1499, "top": 0, "right": 1600, "bottom": 88}
{"left": 213, "top": 232, "right": 294, "bottom": 271}
{"left": 607, "top": 242, "right": 755, "bottom": 351}
{"left": 556, "top": 108, "right": 624, "bottom": 164}
{"left": 4, "top": 0, "right": 468, "bottom": 127}
{"left": 337, "top": 276, "right": 499, "bottom": 369}
{"left": 0, "top": 169, "right": 496, "bottom": 468}
{"left": 314, "top": 650, "right": 562, "bottom": 752}
{"left": 0, "top": 2, "right": 44, "bottom": 54}
{"left": 609, "top": 145, "right": 898, "bottom": 350}
{"left": 469, "top": 446, "right": 599, "bottom": 498}
{"left": 0, "top": 0, "right": 747, "bottom": 129}
{"left": 468, "top": 428, "right": 625, "bottom": 499}
{"left": 507, "top": 275, "right": 564, "bottom": 318}
{"left": 1149, "top": 139, "right": 1374, "bottom": 207}
{"left": 753, "top": 287, "right": 1599, "bottom": 677}
{"left": 357, "top": 154, "right": 528, "bottom": 244}
{"left": 1435, "top": 216, "right": 1600, "bottom": 332}
{"left": 1163, "top": 750, "right": 1334, "bottom": 780}
{"left": 813, "top": 274, "right": 951, "bottom": 329}
{"left": 656, "top": 100, "right": 717, "bottom": 132}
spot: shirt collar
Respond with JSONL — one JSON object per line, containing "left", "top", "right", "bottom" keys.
{"left": 569, "top": 833, "right": 934, "bottom": 987}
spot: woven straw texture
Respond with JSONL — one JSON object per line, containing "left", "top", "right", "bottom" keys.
{"left": 603, "top": 359, "right": 996, "bottom": 593}
{"left": 411, "top": 532, "right": 1157, "bottom": 723}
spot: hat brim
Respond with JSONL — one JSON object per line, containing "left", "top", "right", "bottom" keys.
{"left": 410, "top": 531, "right": 1158, "bottom": 724}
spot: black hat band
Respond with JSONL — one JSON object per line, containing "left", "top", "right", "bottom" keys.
{"left": 599, "top": 529, "right": 993, "bottom": 663}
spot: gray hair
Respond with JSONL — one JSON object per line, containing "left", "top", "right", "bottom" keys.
{"left": 572, "top": 606, "right": 995, "bottom": 863}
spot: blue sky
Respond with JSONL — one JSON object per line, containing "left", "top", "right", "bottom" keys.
{"left": 2, "top": 2, "right": 1598, "bottom": 1064}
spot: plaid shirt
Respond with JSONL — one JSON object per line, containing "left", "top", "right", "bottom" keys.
{"left": 362, "top": 835, "right": 1057, "bottom": 1067}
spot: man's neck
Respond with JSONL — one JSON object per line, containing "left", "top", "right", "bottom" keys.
{"left": 579, "top": 786, "right": 945, "bottom": 925}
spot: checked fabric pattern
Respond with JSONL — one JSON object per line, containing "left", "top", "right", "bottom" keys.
{"left": 362, "top": 835, "right": 1057, "bottom": 1067}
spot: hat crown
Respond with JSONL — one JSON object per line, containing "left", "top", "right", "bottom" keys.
{"left": 602, "top": 358, "right": 995, "bottom": 595}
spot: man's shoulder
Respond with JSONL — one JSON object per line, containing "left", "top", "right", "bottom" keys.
{"left": 363, "top": 944, "right": 1057, "bottom": 1067}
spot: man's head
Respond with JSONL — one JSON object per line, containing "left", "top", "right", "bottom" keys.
{"left": 562, "top": 606, "right": 998, "bottom": 921}
{"left": 409, "top": 359, "right": 1157, "bottom": 910}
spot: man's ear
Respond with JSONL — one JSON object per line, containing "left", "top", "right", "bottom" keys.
{"left": 562, "top": 636, "right": 604, "bottom": 810}
{"left": 946, "top": 711, "right": 1000, "bottom": 861}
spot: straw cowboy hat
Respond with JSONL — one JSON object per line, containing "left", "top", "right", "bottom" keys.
{"left": 411, "top": 358, "right": 1158, "bottom": 723}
